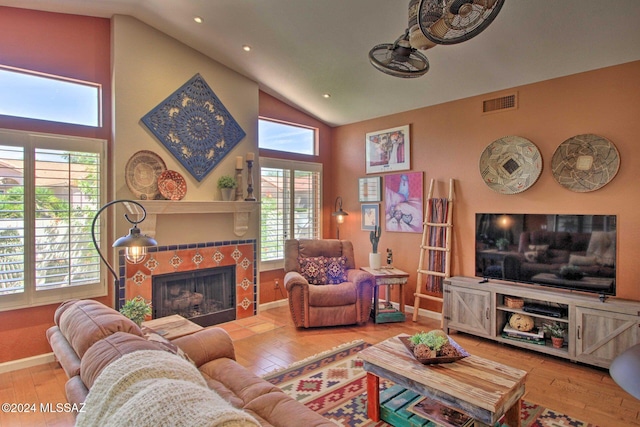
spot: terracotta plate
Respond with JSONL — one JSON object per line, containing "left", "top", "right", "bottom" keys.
{"left": 157, "top": 170, "right": 187, "bottom": 200}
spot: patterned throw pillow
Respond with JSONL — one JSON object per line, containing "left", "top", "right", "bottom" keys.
{"left": 324, "top": 256, "right": 348, "bottom": 284}
{"left": 298, "top": 256, "right": 348, "bottom": 285}
{"left": 298, "top": 256, "right": 325, "bottom": 284}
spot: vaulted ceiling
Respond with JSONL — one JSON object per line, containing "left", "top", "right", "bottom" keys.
{"left": 2, "top": 0, "right": 640, "bottom": 126}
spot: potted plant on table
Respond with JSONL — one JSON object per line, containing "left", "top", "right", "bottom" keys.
{"left": 120, "top": 296, "right": 152, "bottom": 327}
{"left": 543, "top": 322, "right": 567, "bottom": 348}
{"left": 217, "top": 175, "right": 237, "bottom": 201}
{"left": 369, "top": 226, "right": 382, "bottom": 269}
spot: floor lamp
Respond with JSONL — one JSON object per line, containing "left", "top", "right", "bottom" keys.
{"left": 332, "top": 196, "right": 348, "bottom": 239}
{"left": 91, "top": 199, "right": 158, "bottom": 291}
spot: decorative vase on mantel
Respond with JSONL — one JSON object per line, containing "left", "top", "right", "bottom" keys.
{"left": 220, "top": 188, "right": 234, "bottom": 201}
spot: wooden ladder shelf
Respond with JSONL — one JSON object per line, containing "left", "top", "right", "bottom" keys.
{"left": 412, "top": 178, "right": 454, "bottom": 322}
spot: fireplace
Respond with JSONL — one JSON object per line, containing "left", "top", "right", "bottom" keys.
{"left": 152, "top": 266, "right": 236, "bottom": 327}
{"left": 119, "top": 239, "right": 257, "bottom": 324}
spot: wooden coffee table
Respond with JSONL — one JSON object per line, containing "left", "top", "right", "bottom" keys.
{"left": 359, "top": 334, "right": 527, "bottom": 427}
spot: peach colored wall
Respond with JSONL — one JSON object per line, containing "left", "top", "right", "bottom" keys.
{"left": 332, "top": 61, "right": 640, "bottom": 312}
{"left": 0, "top": 7, "right": 112, "bottom": 363}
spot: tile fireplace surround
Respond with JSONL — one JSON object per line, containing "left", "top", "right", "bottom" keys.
{"left": 118, "top": 239, "right": 257, "bottom": 322}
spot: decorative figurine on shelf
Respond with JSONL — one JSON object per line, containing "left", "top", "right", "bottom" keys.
{"left": 386, "top": 248, "right": 393, "bottom": 268}
{"left": 235, "top": 155, "right": 244, "bottom": 201}
{"left": 245, "top": 152, "right": 256, "bottom": 201}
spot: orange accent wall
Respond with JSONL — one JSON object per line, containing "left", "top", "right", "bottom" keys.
{"left": 0, "top": 7, "right": 111, "bottom": 363}
{"left": 331, "top": 61, "right": 640, "bottom": 313}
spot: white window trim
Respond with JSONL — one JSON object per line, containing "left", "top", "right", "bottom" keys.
{"left": 0, "top": 128, "right": 108, "bottom": 312}
{"left": 259, "top": 157, "right": 322, "bottom": 272}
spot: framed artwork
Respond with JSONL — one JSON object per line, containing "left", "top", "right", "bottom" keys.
{"left": 359, "top": 177, "right": 382, "bottom": 202}
{"left": 361, "top": 204, "right": 380, "bottom": 231}
{"left": 384, "top": 172, "right": 423, "bottom": 233}
{"left": 365, "top": 125, "right": 410, "bottom": 174}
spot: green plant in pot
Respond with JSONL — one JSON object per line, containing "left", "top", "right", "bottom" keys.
{"left": 217, "top": 175, "right": 237, "bottom": 201}
{"left": 369, "top": 226, "right": 382, "bottom": 269}
{"left": 543, "top": 322, "right": 567, "bottom": 348}
{"left": 120, "top": 296, "right": 152, "bottom": 327}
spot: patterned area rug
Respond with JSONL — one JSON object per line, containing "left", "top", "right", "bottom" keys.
{"left": 263, "top": 340, "right": 598, "bottom": 427}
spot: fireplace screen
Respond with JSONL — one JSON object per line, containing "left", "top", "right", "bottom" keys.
{"left": 152, "top": 266, "right": 236, "bottom": 327}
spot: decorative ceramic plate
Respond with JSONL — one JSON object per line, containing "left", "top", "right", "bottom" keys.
{"left": 551, "top": 134, "right": 619, "bottom": 192}
{"left": 479, "top": 136, "right": 542, "bottom": 195}
{"left": 125, "top": 150, "right": 167, "bottom": 200}
{"left": 158, "top": 170, "right": 187, "bottom": 200}
{"left": 399, "top": 336, "right": 469, "bottom": 365}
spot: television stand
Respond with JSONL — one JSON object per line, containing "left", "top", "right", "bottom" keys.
{"left": 443, "top": 276, "right": 640, "bottom": 369}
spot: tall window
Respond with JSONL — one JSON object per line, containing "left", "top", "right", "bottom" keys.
{"left": 260, "top": 158, "right": 322, "bottom": 266}
{"left": 0, "top": 129, "right": 106, "bottom": 310}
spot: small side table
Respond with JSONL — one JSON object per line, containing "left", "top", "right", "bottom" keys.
{"left": 361, "top": 267, "right": 409, "bottom": 323}
{"left": 141, "top": 314, "right": 204, "bottom": 340}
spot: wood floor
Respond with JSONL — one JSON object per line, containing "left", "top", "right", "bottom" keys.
{"left": 1, "top": 305, "right": 639, "bottom": 427}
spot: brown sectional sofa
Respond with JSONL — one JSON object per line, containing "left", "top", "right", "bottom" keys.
{"left": 46, "top": 299, "right": 334, "bottom": 426}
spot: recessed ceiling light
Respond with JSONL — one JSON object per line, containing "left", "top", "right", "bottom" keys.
{"left": 323, "top": 93, "right": 331, "bottom": 99}
{"left": 242, "top": 45, "right": 252, "bottom": 52}
{"left": 193, "top": 16, "right": 203, "bottom": 24}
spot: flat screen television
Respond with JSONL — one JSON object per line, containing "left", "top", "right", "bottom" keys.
{"left": 476, "top": 214, "right": 616, "bottom": 298}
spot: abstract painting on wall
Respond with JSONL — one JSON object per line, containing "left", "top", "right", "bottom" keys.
{"left": 384, "top": 172, "right": 423, "bottom": 233}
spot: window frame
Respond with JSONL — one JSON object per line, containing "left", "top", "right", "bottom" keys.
{"left": 0, "top": 64, "right": 102, "bottom": 128}
{"left": 259, "top": 157, "right": 322, "bottom": 271}
{"left": 0, "top": 128, "right": 108, "bottom": 311}
{"left": 258, "top": 117, "right": 318, "bottom": 156}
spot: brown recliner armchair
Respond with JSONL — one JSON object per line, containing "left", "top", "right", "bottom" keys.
{"left": 284, "top": 239, "right": 374, "bottom": 328}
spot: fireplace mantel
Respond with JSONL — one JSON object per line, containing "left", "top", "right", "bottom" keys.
{"left": 123, "top": 200, "right": 259, "bottom": 237}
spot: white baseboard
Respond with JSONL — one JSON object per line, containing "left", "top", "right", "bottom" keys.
{"left": 0, "top": 352, "right": 56, "bottom": 374}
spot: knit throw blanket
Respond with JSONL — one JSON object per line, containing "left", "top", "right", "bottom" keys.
{"left": 75, "top": 350, "right": 260, "bottom": 427}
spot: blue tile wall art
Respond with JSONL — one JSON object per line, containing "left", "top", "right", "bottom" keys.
{"left": 141, "top": 74, "right": 246, "bottom": 182}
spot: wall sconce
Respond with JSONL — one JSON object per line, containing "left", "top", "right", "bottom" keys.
{"left": 91, "top": 200, "right": 157, "bottom": 288}
{"left": 332, "top": 196, "right": 348, "bottom": 239}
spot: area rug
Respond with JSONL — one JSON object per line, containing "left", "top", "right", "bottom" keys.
{"left": 262, "top": 340, "right": 598, "bottom": 427}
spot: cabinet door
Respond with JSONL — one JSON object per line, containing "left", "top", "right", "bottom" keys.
{"left": 575, "top": 306, "right": 640, "bottom": 368}
{"left": 444, "top": 285, "right": 492, "bottom": 337}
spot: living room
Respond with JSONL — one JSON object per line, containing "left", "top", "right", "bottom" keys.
{"left": 0, "top": 1, "right": 639, "bottom": 426}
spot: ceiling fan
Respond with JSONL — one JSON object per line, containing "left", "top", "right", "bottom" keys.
{"left": 418, "top": 0, "right": 505, "bottom": 45}
{"left": 369, "top": 0, "right": 504, "bottom": 77}
{"left": 368, "top": 31, "right": 430, "bottom": 79}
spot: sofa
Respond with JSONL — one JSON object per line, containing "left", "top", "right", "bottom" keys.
{"left": 46, "top": 299, "right": 334, "bottom": 426}
{"left": 284, "top": 239, "right": 374, "bottom": 328}
{"left": 502, "top": 230, "right": 616, "bottom": 282}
